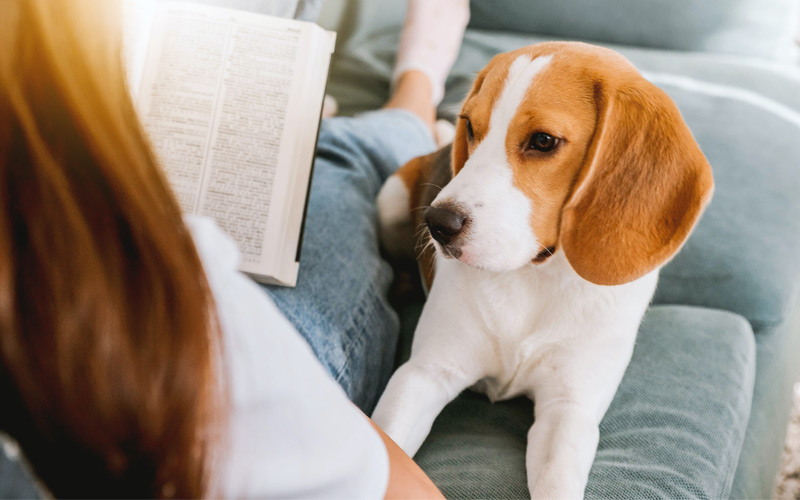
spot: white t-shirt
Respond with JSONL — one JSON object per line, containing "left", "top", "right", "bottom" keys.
{"left": 185, "top": 215, "right": 389, "bottom": 499}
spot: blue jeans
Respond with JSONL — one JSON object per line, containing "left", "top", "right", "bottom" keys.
{"left": 263, "top": 109, "right": 436, "bottom": 413}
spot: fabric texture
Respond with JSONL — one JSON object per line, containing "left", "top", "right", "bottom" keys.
{"left": 325, "top": 20, "right": 800, "bottom": 119}
{"left": 468, "top": 0, "right": 799, "bottom": 61}
{"left": 263, "top": 109, "right": 437, "bottom": 413}
{"left": 730, "top": 302, "right": 800, "bottom": 499}
{"left": 187, "top": 215, "right": 389, "bottom": 499}
{"left": 324, "top": 0, "right": 798, "bottom": 61}
{"left": 649, "top": 84, "right": 800, "bottom": 329}
{"left": 411, "top": 306, "right": 756, "bottom": 499}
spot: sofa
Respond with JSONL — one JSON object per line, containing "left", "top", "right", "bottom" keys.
{"left": 319, "top": 0, "right": 800, "bottom": 498}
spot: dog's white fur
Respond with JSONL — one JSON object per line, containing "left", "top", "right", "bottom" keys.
{"left": 373, "top": 46, "right": 710, "bottom": 499}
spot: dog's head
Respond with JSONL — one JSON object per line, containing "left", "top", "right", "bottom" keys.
{"left": 425, "top": 42, "right": 713, "bottom": 286}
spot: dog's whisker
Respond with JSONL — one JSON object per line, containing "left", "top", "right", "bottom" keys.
{"left": 416, "top": 244, "right": 433, "bottom": 259}
{"left": 415, "top": 236, "right": 434, "bottom": 254}
{"left": 417, "top": 238, "right": 436, "bottom": 259}
{"left": 413, "top": 224, "right": 431, "bottom": 248}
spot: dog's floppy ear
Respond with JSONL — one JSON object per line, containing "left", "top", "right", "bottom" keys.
{"left": 560, "top": 79, "right": 714, "bottom": 286}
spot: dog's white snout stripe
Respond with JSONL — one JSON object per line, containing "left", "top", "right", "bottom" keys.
{"left": 432, "top": 54, "right": 552, "bottom": 271}
{"left": 491, "top": 54, "right": 553, "bottom": 137}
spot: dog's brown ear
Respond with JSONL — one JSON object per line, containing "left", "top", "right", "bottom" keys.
{"left": 560, "top": 80, "right": 714, "bottom": 286}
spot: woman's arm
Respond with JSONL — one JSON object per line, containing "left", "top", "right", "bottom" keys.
{"left": 367, "top": 418, "right": 445, "bottom": 499}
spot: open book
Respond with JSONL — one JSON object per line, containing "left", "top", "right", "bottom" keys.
{"left": 124, "top": 1, "right": 336, "bottom": 286}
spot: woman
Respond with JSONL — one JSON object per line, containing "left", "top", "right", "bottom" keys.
{"left": 0, "top": 0, "right": 466, "bottom": 497}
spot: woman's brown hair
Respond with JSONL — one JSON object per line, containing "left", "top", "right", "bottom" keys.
{"left": 0, "top": 0, "right": 220, "bottom": 497}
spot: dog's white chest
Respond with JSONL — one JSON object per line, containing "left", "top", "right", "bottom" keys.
{"left": 466, "top": 267, "right": 576, "bottom": 401}
{"left": 421, "top": 255, "right": 656, "bottom": 403}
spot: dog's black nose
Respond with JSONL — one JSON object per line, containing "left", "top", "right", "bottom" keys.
{"left": 424, "top": 206, "right": 468, "bottom": 245}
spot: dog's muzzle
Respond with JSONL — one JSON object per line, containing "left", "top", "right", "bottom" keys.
{"left": 424, "top": 205, "right": 468, "bottom": 246}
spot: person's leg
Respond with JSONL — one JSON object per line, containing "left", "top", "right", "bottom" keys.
{"left": 263, "top": 72, "right": 438, "bottom": 412}
{"left": 264, "top": 1, "right": 469, "bottom": 413}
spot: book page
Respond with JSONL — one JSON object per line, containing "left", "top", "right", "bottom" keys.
{"left": 136, "top": 3, "right": 311, "bottom": 271}
{"left": 197, "top": 19, "right": 302, "bottom": 265}
{"left": 137, "top": 6, "right": 230, "bottom": 213}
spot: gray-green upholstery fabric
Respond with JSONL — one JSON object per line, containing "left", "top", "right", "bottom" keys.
{"left": 327, "top": 26, "right": 800, "bottom": 121}
{"left": 730, "top": 303, "right": 800, "bottom": 499}
{"left": 411, "top": 306, "right": 756, "bottom": 499}
{"left": 469, "top": 0, "right": 799, "bottom": 60}
{"left": 321, "top": 2, "right": 800, "bottom": 498}
{"left": 648, "top": 83, "right": 800, "bottom": 328}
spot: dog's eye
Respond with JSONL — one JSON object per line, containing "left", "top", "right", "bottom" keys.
{"left": 464, "top": 117, "right": 474, "bottom": 142}
{"left": 527, "top": 132, "right": 558, "bottom": 152}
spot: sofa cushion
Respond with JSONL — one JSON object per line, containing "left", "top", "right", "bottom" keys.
{"left": 413, "top": 306, "right": 756, "bottom": 499}
{"left": 648, "top": 79, "right": 800, "bottom": 329}
{"left": 468, "top": 0, "right": 799, "bottom": 61}
{"left": 325, "top": 20, "right": 800, "bottom": 119}
{"left": 730, "top": 300, "right": 800, "bottom": 499}
{"left": 441, "top": 31, "right": 800, "bottom": 115}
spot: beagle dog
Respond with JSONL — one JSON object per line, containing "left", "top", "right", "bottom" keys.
{"left": 372, "top": 42, "right": 714, "bottom": 499}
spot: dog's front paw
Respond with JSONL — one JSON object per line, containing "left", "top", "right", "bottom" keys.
{"left": 528, "top": 462, "right": 584, "bottom": 500}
